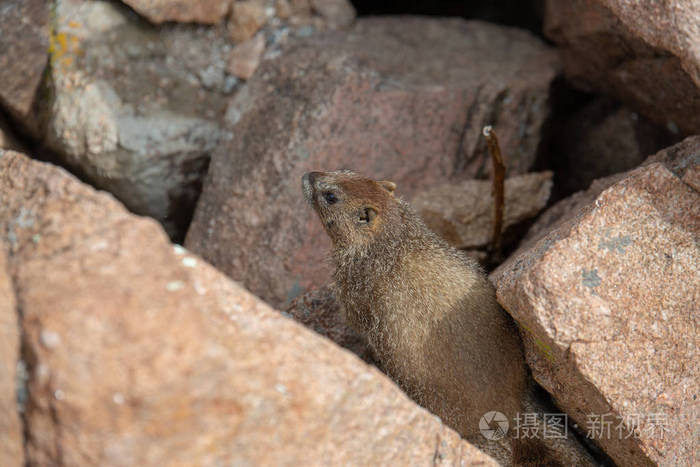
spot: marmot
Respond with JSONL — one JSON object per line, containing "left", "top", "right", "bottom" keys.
{"left": 302, "top": 170, "right": 595, "bottom": 466}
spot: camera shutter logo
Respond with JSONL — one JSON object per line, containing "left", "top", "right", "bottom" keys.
{"left": 480, "top": 411, "right": 509, "bottom": 440}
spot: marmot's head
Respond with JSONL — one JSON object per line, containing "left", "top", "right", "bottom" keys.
{"left": 302, "top": 170, "right": 397, "bottom": 249}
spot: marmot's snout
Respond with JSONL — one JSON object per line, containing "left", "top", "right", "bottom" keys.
{"left": 302, "top": 172, "right": 320, "bottom": 205}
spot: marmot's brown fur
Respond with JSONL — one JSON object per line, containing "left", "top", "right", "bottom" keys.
{"left": 302, "top": 170, "right": 595, "bottom": 466}
{"left": 302, "top": 170, "right": 526, "bottom": 434}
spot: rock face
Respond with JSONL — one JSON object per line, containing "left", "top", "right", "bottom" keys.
{"left": 0, "top": 0, "right": 49, "bottom": 119}
{"left": 644, "top": 135, "right": 700, "bottom": 192}
{"left": 309, "top": 0, "right": 356, "bottom": 28}
{"left": 492, "top": 139, "right": 700, "bottom": 466}
{"left": 186, "top": 17, "right": 560, "bottom": 307}
{"left": 227, "top": 34, "right": 266, "bottom": 80}
{"left": 545, "top": 0, "right": 700, "bottom": 135}
{"left": 599, "top": 0, "right": 700, "bottom": 88}
{"left": 228, "top": 0, "right": 268, "bottom": 42}
{"left": 121, "top": 0, "right": 233, "bottom": 24}
{"left": 411, "top": 171, "right": 553, "bottom": 250}
{"left": 0, "top": 250, "right": 23, "bottom": 467}
{"left": 0, "top": 150, "right": 498, "bottom": 466}
{"left": 33, "top": 0, "right": 229, "bottom": 238}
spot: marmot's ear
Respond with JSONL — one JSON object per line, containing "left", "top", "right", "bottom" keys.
{"left": 378, "top": 180, "right": 396, "bottom": 194}
{"left": 359, "top": 206, "right": 378, "bottom": 224}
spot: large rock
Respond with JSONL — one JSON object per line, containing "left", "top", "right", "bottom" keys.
{"left": 0, "top": 150, "right": 498, "bottom": 466}
{"left": 545, "top": 0, "right": 700, "bottom": 135}
{"left": 33, "top": 0, "right": 230, "bottom": 238}
{"left": 492, "top": 140, "right": 700, "bottom": 465}
{"left": 599, "top": 0, "right": 700, "bottom": 88}
{"left": 0, "top": 249, "right": 23, "bottom": 466}
{"left": 644, "top": 135, "right": 700, "bottom": 192}
{"left": 186, "top": 17, "right": 560, "bottom": 307}
{"left": 0, "top": 0, "right": 49, "bottom": 119}
{"left": 121, "top": 0, "right": 233, "bottom": 24}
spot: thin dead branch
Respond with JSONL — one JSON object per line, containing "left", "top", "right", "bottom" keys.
{"left": 482, "top": 125, "right": 506, "bottom": 260}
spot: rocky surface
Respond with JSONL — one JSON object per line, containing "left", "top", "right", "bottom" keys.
{"left": 0, "top": 2, "right": 697, "bottom": 464}
{"left": 411, "top": 171, "right": 553, "bottom": 250}
{"left": 599, "top": 0, "right": 700, "bottom": 88}
{"left": 122, "top": 0, "right": 233, "bottom": 24}
{"left": 226, "top": 0, "right": 355, "bottom": 44}
{"left": 0, "top": 0, "right": 49, "bottom": 119}
{"left": 0, "top": 150, "right": 498, "bottom": 466}
{"left": 121, "top": 0, "right": 355, "bottom": 29}
{"left": 0, "top": 250, "right": 23, "bottom": 467}
{"left": 492, "top": 141, "right": 700, "bottom": 466}
{"left": 228, "top": 0, "right": 268, "bottom": 42}
{"left": 309, "top": 0, "right": 356, "bottom": 28}
{"left": 285, "top": 285, "right": 373, "bottom": 363}
{"left": 548, "top": 98, "right": 676, "bottom": 196}
{"left": 644, "top": 134, "right": 700, "bottom": 193}
{"left": 227, "top": 33, "right": 266, "bottom": 79}
{"left": 186, "top": 16, "right": 560, "bottom": 307}
{"left": 545, "top": 0, "right": 700, "bottom": 135}
{"left": 28, "top": 0, "right": 231, "bottom": 238}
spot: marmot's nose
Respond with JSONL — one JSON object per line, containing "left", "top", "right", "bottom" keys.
{"left": 302, "top": 171, "right": 321, "bottom": 187}
{"left": 302, "top": 172, "right": 319, "bottom": 201}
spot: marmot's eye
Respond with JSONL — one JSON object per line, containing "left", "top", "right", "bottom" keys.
{"left": 323, "top": 192, "right": 338, "bottom": 204}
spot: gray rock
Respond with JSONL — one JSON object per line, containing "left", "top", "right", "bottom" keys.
{"left": 33, "top": 0, "right": 230, "bottom": 238}
{"left": 121, "top": 0, "right": 233, "bottom": 24}
{"left": 0, "top": 0, "right": 48, "bottom": 119}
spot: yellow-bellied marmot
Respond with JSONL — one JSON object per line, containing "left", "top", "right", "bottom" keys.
{"left": 302, "top": 170, "right": 525, "bottom": 432}
{"left": 302, "top": 170, "right": 596, "bottom": 466}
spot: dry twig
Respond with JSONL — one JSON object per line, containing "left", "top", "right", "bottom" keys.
{"left": 482, "top": 125, "right": 506, "bottom": 260}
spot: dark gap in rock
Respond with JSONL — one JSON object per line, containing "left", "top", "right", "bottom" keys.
{"left": 532, "top": 76, "right": 597, "bottom": 206}
{"left": 528, "top": 384, "right": 617, "bottom": 467}
{"left": 168, "top": 155, "right": 211, "bottom": 245}
{"left": 351, "top": 0, "right": 545, "bottom": 38}
{"left": 534, "top": 77, "right": 682, "bottom": 208}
